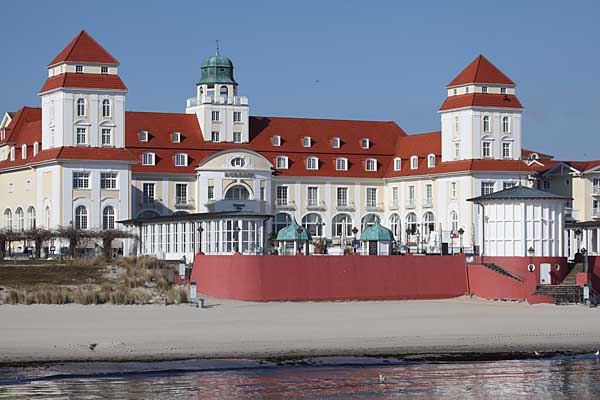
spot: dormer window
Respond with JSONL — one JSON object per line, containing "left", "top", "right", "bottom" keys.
{"left": 410, "top": 156, "right": 418, "bottom": 170}
{"left": 33, "top": 142, "right": 39, "bottom": 156}
{"left": 303, "top": 136, "right": 311, "bottom": 148}
{"left": 174, "top": 153, "right": 188, "bottom": 167}
{"left": 332, "top": 137, "right": 340, "bottom": 148}
{"left": 231, "top": 157, "right": 245, "bottom": 168}
{"left": 272, "top": 135, "right": 281, "bottom": 146}
{"left": 306, "top": 156, "right": 318, "bottom": 170}
{"left": 500, "top": 87, "right": 507, "bottom": 94}
{"left": 481, "top": 86, "right": 488, "bottom": 93}
{"left": 172, "top": 132, "right": 181, "bottom": 143}
{"left": 335, "top": 157, "right": 348, "bottom": 171}
{"left": 139, "top": 130, "right": 149, "bottom": 142}
{"left": 21, "top": 144, "right": 27, "bottom": 159}
{"left": 361, "top": 138, "right": 370, "bottom": 149}
{"left": 9, "top": 146, "right": 15, "bottom": 161}
{"left": 453, "top": 88, "right": 457, "bottom": 95}
{"left": 427, "top": 154, "right": 435, "bottom": 168}
{"left": 101, "top": 66, "right": 108, "bottom": 74}
{"left": 394, "top": 157, "right": 401, "bottom": 171}
{"left": 141, "top": 152, "right": 155, "bottom": 166}
{"left": 75, "top": 65, "right": 83, "bottom": 73}
{"left": 365, "top": 158, "right": 377, "bottom": 172}
{"left": 276, "top": 155, "right": 288, "bottom": 169}
{"left": 465, "top": 87, "right": 470, "bottom": 93}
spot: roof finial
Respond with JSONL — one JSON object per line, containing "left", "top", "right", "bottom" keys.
{"left": 216, "top": 39, "right": 220, "bottom": 55}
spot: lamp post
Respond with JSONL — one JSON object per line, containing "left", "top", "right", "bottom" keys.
{"left": 297, "top": 226, "right": 304, "bottom": 254}
{"left": 416, "top": 228, "right": 421, "bottom": 254}
{"left": 197, "top": 226, "right": 204, "bottom": 254}
{"left": 581, "top": 247, "right": 588, "bottom": 273}
{"left": 528, "top": 246, "right": 535, "bottom": 264}
{"left": 405, "top": 227, "right": 411, "bottom": 254}
{"left": 575, "top": 228, "right": 583, "bottom": 253}
{"left": 234, "top": 225, "right": 241, "bottom": 253}
{"left": 352, "top": 226, "right": 359, "bottom": 253}
{"left": 458, "top": 227, "right": 465, "bottom": 253}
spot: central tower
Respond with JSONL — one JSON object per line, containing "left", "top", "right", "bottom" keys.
{"left": 186, "top": 51, "right": 249, "bottom": 143}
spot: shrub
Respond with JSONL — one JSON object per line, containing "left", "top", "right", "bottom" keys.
{"left": 26, "top": 285, "right": 72, "bottom": 304}
{"left": 73, "top": 288, "right": 106, "bottom": 305}
{"left": 3, "top": 290, "right": 25, "bottom": 304}
{"left": 166, "top": 286, "right": 188, "bottom": 304}
{"left": 66, "top": 256, "right": 106, "bottom": 268}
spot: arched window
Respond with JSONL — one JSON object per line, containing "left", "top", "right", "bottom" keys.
{"left": 45, "top": 206, "right": 51, "bottom": 228}
{"left": 76, "top": 98, "right": 86, "bottom": 117}
{"left": 450, "top": 211, "right": 459, "bottom": 232}
{"left": 103, "top": 206, "right": 115, "bottom": 230}
{"left": 102, "top": 99, "right": 111, "bottom": 118}
{"left": 360, "top": 213, "right": 381, "bottom": 231}
{"left": 4, "top": 209, "right": 12, "bottom": 230}
{"left": 406, "top": 212, "right": 417, "bottom": 234}
{"left": 332, "top": 213, "right": 352, "bottom": 237}
{"left": 15, "top": 208, "right": 24, "bottom": 231}
{"left": 394, "top": 157, "right": 401, "bottom": 171}
{"left": 302, "top": 213, "right": 323, "bottom": 237}
{"left": 224, "top": 185, "right": 250, "bottom": 200}
{"left": 389, "top": 213, "right": 401, "bottom": 239}
{"left": 502, "top": 116, "right": 510, "bottom": 133}
{"left": 231, "top": 157, "right": 245, "bottom": 168}
{"left": 75, "top": 206, "right": 88, "bottom": 229}
{"left": 410, "top": 156, "right": 418, "bottom": 170}
{"left": 220, "top": 86, "right": 228, "bottom": 97}
{"left": 423, "top": 211, "right": 435, "bottom": 235}
{"left": 272, "top": 212, "right": 292, "bottom": 235}
{"left": 483, "top": 115, "right": 490, "bottom": 132}
{"left": 427, "top": 154, "right": 435, "bottom": 168}
{"left": 27, "top": 207, "right": 36, "bottom": 230}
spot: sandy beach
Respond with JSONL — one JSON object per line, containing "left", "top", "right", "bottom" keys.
{"left": 1, "top": 297, "right": 600, "bottom": 365}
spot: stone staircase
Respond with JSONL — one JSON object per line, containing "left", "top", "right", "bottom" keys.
{"left": 532, "top": 263, "right": 584, "bottom": 304}
{"left": 481, "top": 263, "right": 524, "bottom": 282}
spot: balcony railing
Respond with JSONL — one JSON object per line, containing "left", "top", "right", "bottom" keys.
{"left": 275, "top": 199, "right": 296, "bottom": 210}
{"left": 593, "top": 208, "right": 600, "bottom": 218}
{"left": 307, "top": 200, "right": 327, "bottom": 211}
{"left": 186, "top": 95, "right": 249, "bottom": 108}
{"left": 336, "top": 201, "right": 355, "bottom": 212}
{"left": 366, "top": 202, "right": 384, "bottom": 212}
{"left": 175, "top": 197, "right": 194, "bottom": 209}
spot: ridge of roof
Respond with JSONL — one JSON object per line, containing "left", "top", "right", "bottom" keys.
{"left": 439, "top": 93, "right": 523, "bottom": 111}
{"left": 251, "top": 115, "right": 398, "bottom": 124}
{"left": 48, "top": 30, "right": 119, "bottom": 67}
{"left": 447, "top": 55, "right": 515, "bottom": 88}
{"left": 468, "top": 185, "right": 571, "bottom": 202}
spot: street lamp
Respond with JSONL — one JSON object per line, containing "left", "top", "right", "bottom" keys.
{"left": 234, "top": 225, "right": 241, "bottom": 253}
{"left": 581, "top": 247, "right": 588, "bottom": 273}
{"left": 405, "top": 227, "right": 411, "bottom": 254}
{"left": 297, "top": 226, "right": 304, "bottom": 254}
{"left": 458, "top": 227, "right": 465, "bottom": 253}
{"left": 352, "top": 226, "right": 359, "bottom": 253}
{"left": 416, "top": 228, "right": 421, "bottom": 254}
{"left": 197, "top": 226, "right": 204, "bottom": 254}
{"left": 528, "top": 246, "right": 535, "bottom": 264}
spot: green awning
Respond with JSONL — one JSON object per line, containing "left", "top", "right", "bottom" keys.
{"left": 360, "top": 221, "right": 393, "bottom": 241}
{"left": 276, "top": 219, "right": 312, "bottom": 241}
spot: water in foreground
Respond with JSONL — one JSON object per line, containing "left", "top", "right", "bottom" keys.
{"left": 1, "top": 356, "right": 600, "bottom": 399}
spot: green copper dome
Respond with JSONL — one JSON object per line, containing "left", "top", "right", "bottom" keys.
{"left": 360, "top": 221, "right": 394, "bottom": 241}
{"left": 199, "top": 53, "right": 237, "bottom": 85}
{"left": 276, "top": 220, "right": 312, "bottom": 242}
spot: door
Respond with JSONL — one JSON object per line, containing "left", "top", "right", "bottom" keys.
{"left": 540, "top": 263, "right": 551, "bottom": 285}
{"left": 368, "top": 241, "right": 378, "bottom": 255}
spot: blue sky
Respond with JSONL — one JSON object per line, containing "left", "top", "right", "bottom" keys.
{"left": 0, "top": 0, "right": 598, "bottom": 159}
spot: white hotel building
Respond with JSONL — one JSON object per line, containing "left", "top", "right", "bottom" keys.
{"left": 0, "top": 31, "right": 598, "bottom": 260}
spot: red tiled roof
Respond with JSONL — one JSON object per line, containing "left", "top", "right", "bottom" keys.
{"left": 387, "top": 158, "right": 535, "bottom": 178}
{"left": 447, "top": 55, "right": 515, "bottom": 87}
{"left": 48, "top": 30, "right": 119, "bottom": 67}
{"left": 439, "top": 93, "right": 523, "bottom": 111}
{"left": 521, "top": 148, "right": 554, "bottom": 160}
{"left": 0, "top": 107, "right": 42, "bottom": 145}
{"left": 394, "top": 131, "right": 441, "bottom": 157}
{"left": 40, "top": 73, "right": 127, "bottom": 93}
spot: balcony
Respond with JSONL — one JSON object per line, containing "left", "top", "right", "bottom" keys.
{"left": 275, "top": 199, "right": 296, "bottom": 211}
{"left": 205, "top": 199, "right": 272, "bottom": 214}
{"left": 593, "top": 208, "right": 600, "bottom": 218}
{"left": 175, "top": 197, "right": 194, "bottom": 209}
{"left": 336, "top": 201, "right": 355, "bottom": 212}
{"left": 366, "top": 202, "right": 384, "bottom": 212}
{"left": 306, "top": 200, "right": 327, "bottom": 211}
{"left": 186, "top": 95, "right": 249, "bottom": 108}
{"left": 406, "top": 200, "right": 416, "bottom": 209}
{"left": 389, "top": 200, "right": 399, "bottom": 210}
{"left": 593, "top": 186, "right": 600, "bottom": 195}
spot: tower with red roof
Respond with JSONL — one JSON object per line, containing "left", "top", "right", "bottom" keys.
{"left": 439, "top": 55, "right": 523, "bottom": 163}
{"left": 39, "top": 30, "right": 127, "bottom": 150}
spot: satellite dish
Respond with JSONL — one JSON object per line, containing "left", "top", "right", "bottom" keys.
{"left": 527, "top": 264, "right": 535, "bottom": 272}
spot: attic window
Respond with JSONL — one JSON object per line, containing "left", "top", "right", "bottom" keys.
{"left": 101, "top": 66, "right": 108, "bottom": 74}
{"left": 361, "top": 138, "right": 370, "bottom": 149}
{"left": 481, "top": 86, "right": 488, "bottom": 93}
{"left": 139, "top": 131, "right": 149, "bottom": 142}
{"left": 33, "top": 142, "right": 39, "bottom": 156}
{"left": 10, "top": 147, "right": 15, "bottom": 161}
{"left": 21, "top": 144, "right": 27, "bottom": 159}
{"left": 272, "top": 135, "right": 281, "bottom": 146}
{"left": 465, "top": 87, "right": 470, "bottom": 93}
{"left": 276, "top": 155, "right": 288, "bottom": 169}
{"left": 410, "top": 156, "right": 418, "bottom": 170}
{"left": 141, "top": 152, "right": 155, "bottom": 166}
{"left": 75, "top": 65, "right": 83, "bottom": 73}
{"left": 172, "top": 132, "right": 181, "bottom": 143}
{"left": 427, "top": 154, "right": 435, "bottom": 168}
{"left": 332, "top": 137, "right": 340, "bottom": 148}
{"left": 306, "top": 156, "right": 319, "bottom": 170}
{"left": 394, "top": 157, "right": 401, "bottom": 171}
{"left": 303, "top": 136, "right": 312, "bottom": 148}
{"left": 500, "top": 87, "right": 507, "bottom": 94}
{"left": 365, "top": 158, "right": 377, "bottom": 172}
{"left": 174, "top": 153, "right": 188, "bottom": 167}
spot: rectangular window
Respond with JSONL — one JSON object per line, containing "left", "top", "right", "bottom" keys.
{"left": 76, "top": 127, "right": 87, "bottom": 145}
{"left": 451, "top": 182, "right": 457, "bottom": 199}
{"left": 141, "top": 152, "right": 155, "bottom": 166}
{"left": 100, "top": 172, "right": 118, "bottom": 189}
{"left": 500, "top": 87, "right": 507, "bottom": 94}
{"left": 233, "top": 111, "right": 242, "bottom": 122}
{"left": 75, "top": 65, "right": 83, "bottom": 73}
{"left": 543, "top": 181, "right": 551, "bottom": 191}
{"left": 410, "top": 157, "right": 418, "bottom": 170}
{"left": 142, "top": 183, "right": 155, "bottom": 205}
{"left": 337, "top": 187, "right": 348, "bottom": 207}
{"left": 307, "top": 186, "right": 318, "bottom": 207}
{"left": 174, "top": 153, "right": 187, "bottom": 167}
{"left": 233, "top": 132, "right": 242, "bottom": 143}
{"left": 366, "top": 187, "right": 377, "bottom": 207}
{"left": 101, "top": 128, "right": 112, "bottom": 146}
{"left": 593, "top": 178, "right": 600, "bottom": 188}
{"left": 306, "top": 157, "right": 318, "bottom": 170}
{"left": 211, "top": 111, "right": 220, "bottom": 121}
{"left": 176, "top": 184, "right": 188, "bottom": 205}
{"left": 392, "top": 187, "right": 399, "bottom": 202}
{"left": 332, "top": 137, "right": 340, "bottom": 148}
{"left": 481, "top": 86, "right": 488, "bottom": 93}
{"left": 207, "top": 185, "right": 215, "bottom": 200}
{"left": 72, "top": 172, "right": 90, "bottom": 189}
{"left": 454, "top": 142, "right": 460, "bottom": 160}
{"left": 276, "top": 186, "right": 288, "bottom": 206}
{"left": 276, "top": 156, "right": 288, "bottom": 169}
{"left": 361, "top": 138, "right": 370, "bottom": 149}
{"left": 408, "top": 185, "right": 415, "bottom": 207}
{"left": 101, "top": 66, "right": 108, "bottom": 74}
{"left": 303, "top": 136, "right": 311, "bottom": 147}
{"left": 272, "top": 135, "right": 281, "bottom": 146}
{"left": 424, "top": 184, "right": 433, "bottom": 206}
{"left": 139, "top": 131, "right": 148, "bottom": 142}
{"left": 172, "top": 132, "right": 181, "bottom": 143}
{"left": 211, "top": 131, "right": 220, "bottom": 142}
{"left": 481, "top": 182, "right": 495, "bottom": 195}
{"left": 502, "top": 142, "right": 511, "bottom": 158}
{"left": 394, "top": 158, "right": 401, "bottom": 171}
{"left": 335, "top": 158, "right": 347, "bottom": 171}
{"left": 503, "top": 181, "right": 516, "bottom": 190}
{"left": 482, "top": 142, "right": 491, "bottom": 158}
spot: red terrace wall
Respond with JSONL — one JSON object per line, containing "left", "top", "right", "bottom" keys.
{"left": 588, "top": 256, "right": 600, "bottom": 289}
{"left": 192, "top": 253, "right": 468, "bottom": 301}
{"left": 467, "top": 256, "right": 568, "bottom": 304}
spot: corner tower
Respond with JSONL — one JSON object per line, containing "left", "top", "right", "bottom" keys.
{"left": 39, "top": 30, "right": 127, "bottom": 150}
{"left": 439, "top": 55, "right": 523, "bottom": 162}
{"left": 186, "top": 51, "right": 249, "bottom": 143}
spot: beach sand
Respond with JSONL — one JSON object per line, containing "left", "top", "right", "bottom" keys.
{"left": 1, "top": 297, "right": 600, "bottom": 364}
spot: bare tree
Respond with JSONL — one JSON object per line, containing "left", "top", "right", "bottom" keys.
{"left": 91, "top": 229, "right": 136, "bottom": 260}
{"left": 57, "top": 226, "right": 92, "bottom": 258}
{"left": 24, "top": 228, "right": 57, "bottom": 258}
